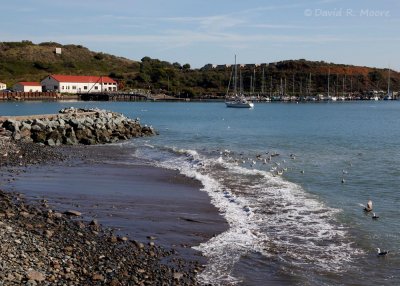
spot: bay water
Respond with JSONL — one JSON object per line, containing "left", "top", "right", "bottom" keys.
{"left": 1, "top": 101, "right": 400, "bottom": 285}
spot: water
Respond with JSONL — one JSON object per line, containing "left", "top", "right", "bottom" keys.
{"left": 1, "top": 101, "right": 400, "bottom": 285}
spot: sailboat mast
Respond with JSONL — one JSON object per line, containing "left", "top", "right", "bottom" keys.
{"left": 262, "top": 68, "right": 265, "bottom": 94}
{"left": 270, "top": 76, "right": 273, "bottom": 97}
{"left": 292, "top": 74, "right": 295, "bottom": 96}
{"left": 240, "top": 70, "right": 243, "bottom": 94}
{"left": 388, "top": 67, "right": 391, "bottom": 95}
{"left": 327, "top": 68, "right": 330, "bottom": 97}
{"left": 234, "top": 55, "right": 238, "bottom": 94}
{"left": 342, "top": 76, "right": 345, "bottom": 97}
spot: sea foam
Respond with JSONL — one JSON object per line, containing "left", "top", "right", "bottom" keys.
{"left": 132, "top": 145, "right": 361, "bottom": 285}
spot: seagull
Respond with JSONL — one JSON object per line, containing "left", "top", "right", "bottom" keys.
{"left": 372, "top": 213, "right": 379, "bottom": 219}
{"left": 377, "top": 248, "right": 389, "bottom": 256}
{"left": 364, "top": 200, "right": 373, "bottom": 212}
{"left": 341, "top": 178, "right": 345, "bottom": 184}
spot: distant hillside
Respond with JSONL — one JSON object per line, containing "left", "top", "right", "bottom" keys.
{"left": 0, "top": 41, "right": 139, "bottom": 87}
{"left": 0, "top": 41, "right": 398, "bottom": 97}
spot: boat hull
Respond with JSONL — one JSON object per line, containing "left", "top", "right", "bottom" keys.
{"left": 225, "top": 101, "right": 254, "bottom": 108}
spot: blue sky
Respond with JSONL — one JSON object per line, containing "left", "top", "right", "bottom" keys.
{"left": 1, "top": 0, "right": 399, "bottom": 70}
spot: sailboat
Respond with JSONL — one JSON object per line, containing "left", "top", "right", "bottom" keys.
{"left": 384, "top": 67, "right": 392, "bottom": 100}
{"left": 225, "top": 55, "right": 254, "bottom": 108}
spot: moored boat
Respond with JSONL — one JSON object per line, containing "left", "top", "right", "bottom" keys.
{"left": 225, "top": 55, "right": 254, "bottom": 109}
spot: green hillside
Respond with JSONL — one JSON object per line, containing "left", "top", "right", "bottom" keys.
{"left": 0, "top": 41, "right": 399, "bottom": 98}
{"left": 0, "top": 41, "right": 139, "bottom": 86}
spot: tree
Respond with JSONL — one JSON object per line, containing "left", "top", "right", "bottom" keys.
{"left": 368, "top": 70, "right": 383, "bottom": 83}
{"left": 182, "top": 63, "right": 191, "bottom": 70}
{"left": 172, "top": 62, "right": 182, "bottom": 69}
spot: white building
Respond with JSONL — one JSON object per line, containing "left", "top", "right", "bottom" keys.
{"left": 0, "top": 82, "right": 6, "bottom": 90}
{"left": 41, "top": 75, "right": 118, "bottom": 93}
{"left": 13, "top": 82, "right": 42, "bottom": 92}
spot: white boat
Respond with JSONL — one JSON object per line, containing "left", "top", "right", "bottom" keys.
{"left": 384, "top": 67, "right": 392, "bottom": 100}
{"left": 225, "top": 97, "right": 254, "bottom": 108}
{"left": 225, "top": 55, "right": 254, "bottom": 109}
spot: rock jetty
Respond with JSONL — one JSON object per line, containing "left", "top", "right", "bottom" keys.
{"left": 0, "top": 107, "right": 156, "bottom": 146}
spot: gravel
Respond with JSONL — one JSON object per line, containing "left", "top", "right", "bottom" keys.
{"left": 0, "top": 134, "right": 204, "bottom": 285}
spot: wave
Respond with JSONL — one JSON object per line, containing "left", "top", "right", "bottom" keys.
{"left": 131, "top": 144, "right": 361, "bottom": 285}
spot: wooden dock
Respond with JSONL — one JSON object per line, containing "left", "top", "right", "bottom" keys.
{"left": 78, "top": 91, "right": 149, "bottom": 101}
{"left": 78, "top": 91, "right": 185, "bottom": 101}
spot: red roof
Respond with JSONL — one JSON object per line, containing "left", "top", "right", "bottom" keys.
{"left": 19, "top": 82, "right": 41, "bottom": 86}
{"left": 49, "top": 75, "right": 116, "bottom": 84}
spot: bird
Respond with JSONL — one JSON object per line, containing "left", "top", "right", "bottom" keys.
{"left": 376, "top": 248, "right": 389, "bottom": 256}
{"left": 341, "top": 178, "right": 345, "bottom": 184}
{"left": 372, "top": 213, "right": 379, "bottom": 219}
{"left": 364, "top": 200, "right": 373, "bottom": 212}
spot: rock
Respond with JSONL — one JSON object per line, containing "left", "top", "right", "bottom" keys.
{"left": 2, "top": 108, "right": 156, "bottom": 147}
{"left": 173, "top": 272, "right": 183, "bottom": 280}
{"left": 64, "top": 210, "right": 82, "bottom": 216}
{"left": 26, "top": 270, "right": 45, "bottom": 282}
{"left": 89, "top": 219, "right": 99, "bottom": 226}
{"left": 45, "top": 230, "right": 54, "bottom": 238}
{"left": 46, "top": 138, "right": 56, "bottom": 146}
{"left": 92, "top": 273, "right": 105, "bottom": 281}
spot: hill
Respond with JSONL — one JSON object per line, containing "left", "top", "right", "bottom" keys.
{"left": 0, "top": 41, "right": 398, "bottom": 98}
{"left": 0, "top": 41, "right": 139, "bottom": 87}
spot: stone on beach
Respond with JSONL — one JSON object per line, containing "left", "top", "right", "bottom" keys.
{"left": 26, "top": 270, "right": 46, "bottom": 282}
{"left": 64, "top": 210, "right": 82, "bottom": 216}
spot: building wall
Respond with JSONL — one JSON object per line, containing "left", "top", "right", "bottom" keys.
{"left": 13, "top": 83, "right": 42, "bottom": 92}
{"left": 41, "top": 77, "right": 117, "bottom": 93}
{"left": 41, "top": 77, "right": 59, "bottom": 92}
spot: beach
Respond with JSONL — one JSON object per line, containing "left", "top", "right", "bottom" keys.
{"left": 0, "top": 135, "right": 228, "bottom": 285}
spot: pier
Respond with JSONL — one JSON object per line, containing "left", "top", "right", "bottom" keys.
{"left": 78, "top": 91, "right": 149, "bottom": 101}
{"left": 78, "top": 90, "right": 186, "bottom": 101}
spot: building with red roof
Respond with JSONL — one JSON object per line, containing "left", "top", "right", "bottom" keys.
{"left": 13, "top": 82, "right": 42, "bottom": 92}
{"left": 41, "top": 74, "right": 117, "bottom": 93}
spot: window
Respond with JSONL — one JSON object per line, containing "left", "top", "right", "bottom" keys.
{"left": 62, "top": 86, "right": 64, "bottom": 90}
{"left": 94, "top": 86, "right": 98, "bottom": 90}
{"left": 84, "top": 86, "right": 88, "bottom": 90}
{"left": 54, "top": 85, "right": 58, "bottom": 90}
{"left": 72, "top": 86, "right": 76, "bottom": 89}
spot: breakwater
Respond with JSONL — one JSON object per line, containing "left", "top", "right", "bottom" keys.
{"left": 0, "top": 107, "right": 155, "bottom": 146}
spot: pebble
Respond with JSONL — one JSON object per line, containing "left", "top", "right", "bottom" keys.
{"left": 26, "top": 270, "right": 46, "bottom": 282}
{"left": 0, "top": 123, "right": 201, "bottom": 285}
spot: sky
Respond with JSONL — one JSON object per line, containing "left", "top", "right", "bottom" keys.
{"left": 1, "top": 0, "right": 399, "bottom": 70}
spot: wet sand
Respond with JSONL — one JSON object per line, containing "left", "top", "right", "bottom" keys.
{"left": 3, "top": 144, "right": 228, "bottom": 262}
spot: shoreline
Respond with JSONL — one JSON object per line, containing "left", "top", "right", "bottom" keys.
{"left": 0, "top": 137, "right": 228, "bottom": 285}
